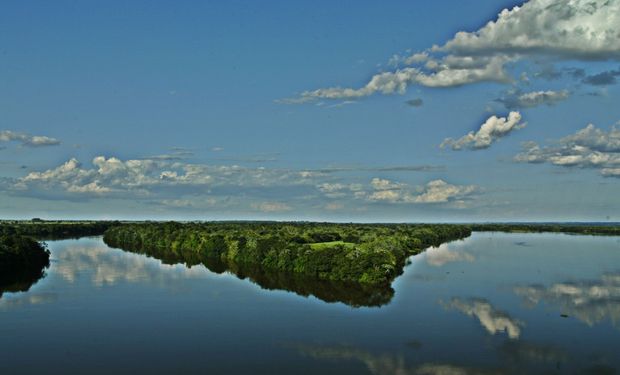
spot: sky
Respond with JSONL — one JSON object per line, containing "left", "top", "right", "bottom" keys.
{"left": 1, "top": 0, "right": 619, "bottom": 222}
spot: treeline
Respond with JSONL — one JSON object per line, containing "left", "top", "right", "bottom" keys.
{"left": 0, "top": 220, "right": 119, "bottom": 239}
{"left": 0, "top": 226, "right": 50, "bottom": 297}
{"left": 103, "top": 222, "right": 472, "bottom": 286}
{"left": 470, "top": 223, "right": 620, "bottom": 236}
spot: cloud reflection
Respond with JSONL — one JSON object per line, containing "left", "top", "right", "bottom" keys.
{"left": 295, "top": 344, "right": 505, "bottom": 375}
{"left": 423, "top": 243, "right": 474, "bottom": 267}
{"left": 498, "top": 341, "right": 567, "bottom": 365}
{"left": 442, "top": 298, "right": 524, "bottom": 339}
{"left": 0, "top": 292, "right": 57, "bottom": 310}
{"left": 53, "top": 244, "right": 215, "bottom": 287}
{"left": 514, "top": 272, "right": 620, "bottom": 327}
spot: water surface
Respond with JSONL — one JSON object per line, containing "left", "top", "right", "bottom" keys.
{"left": 1, "top": 232, "right": 619, "bottom": 374}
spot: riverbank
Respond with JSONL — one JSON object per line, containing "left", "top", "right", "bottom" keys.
{"left": 0, "top": 228, "right": 50, "bottom": 296}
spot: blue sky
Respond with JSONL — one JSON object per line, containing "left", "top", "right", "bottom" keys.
{"left": 1, "top": 0, "right": 619, "bottom": 221}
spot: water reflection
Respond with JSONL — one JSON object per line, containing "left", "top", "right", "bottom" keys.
{"left": 2, "top": 233, "right": 619, "bottom": 374}
{"left": 226, "top": 261, "right": 394, "bottom": 307}
{"left": 514, "top": 272, "right": 620, "bottom": 327}
{"left": 0, "top": 264, "right": 48, "bottom": 301}
{"left": 0, "top": 292, "right": 57, "bottom": 309}
{"left": 107, "top": 242, "right": 395, "bottom": 307}
{"left": 442, "top": 298, "right": 524, "bottom": 339}
{"left": 422, "top": 242, "right": 474, "bottom": 267}
{"left": 44, "top": 240, "right": 394, "bottom": 307}
{"left": 295, "top": 344, "right": 506, "bottom": 375}
{"left": 53, "top": 244, "right": 212, "bottom": 286}
{"left": 498, "top": 341, "right": 567, "bottom": 366}
{"left": 295, "top": 341, "right": 616, "bottom": 375}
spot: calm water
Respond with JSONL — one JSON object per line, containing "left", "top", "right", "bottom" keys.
{"left": 1, "top": 232, "right": 619, "bottom": 374}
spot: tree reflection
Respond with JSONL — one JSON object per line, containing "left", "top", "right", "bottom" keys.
{"left": 0, "top": 267, "right": 47, "bottom": 300}
{"left": 54, "top": 242, "right": 394, "bottom": 307}
{"left": 125, "top": 245, "right": 395, "bottom": 307}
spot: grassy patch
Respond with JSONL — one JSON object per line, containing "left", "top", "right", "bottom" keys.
{"left": 309, "top": 241, "right": 356, "bottom": 250}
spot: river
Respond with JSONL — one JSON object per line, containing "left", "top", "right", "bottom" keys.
{"left": 1, "top": 232, "right": 619, "bottom": 374}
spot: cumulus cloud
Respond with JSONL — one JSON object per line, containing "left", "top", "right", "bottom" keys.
{"left": 0, "top": 130, "right": 60, "bottom": 147}
{"left": 514, "top": 272, "right": 620, "bottom": 327}
{"left": 514, "top": 123, "right": 620, "bottom": 177}
{"left": 319, "top": 178, "right": 477, "bottom": 206}
{"left": 443, "top": 298, "right": 525, "bottom": 339}
{"left": 283, "top": 0, "right": 620, "bottom": 103}
{"left": 442, "top": 0, "right": 620, "bottom": 58}
{"left": 7, "top": 155, "right": 479, "bottom": 213}
{"left": 441, "top": 112, "right": 525, "bottom": 150}
{"left": 9, "top": 155, "right": 323, "bottom": 202}
{"left": 414, "top": 180, "right": 477, "bottom": 204}
{"left": 497, "top": 90, "right": 570, "bottom": 109}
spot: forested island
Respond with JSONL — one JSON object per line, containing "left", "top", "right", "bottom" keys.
{"left": 103, "top": 222, "right": 472, "bottom": 286}
{"left": 1, "top": 220, "right": 619, "bottom": 306}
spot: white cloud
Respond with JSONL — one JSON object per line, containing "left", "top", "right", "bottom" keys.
{"left": 8, "top": 155, "right": 480, "bottom": 212}
{"left": 370, "top": 178, "right": 404, "bottom": 191}
{"left": 413, "top": 180, "right": 477, "bottom": 203}
{"left": 602, "top": 168, "right": 620, "bottom": 177}
{"left": 284, "top": 0, "right": 620, "bottom": 103}
{"left": 443, "top": 298, "right": 525, "bottom": 339}
{"left": 442, "top": 0, "right": 620, "bottom": 59}
{"left": 288, "top": 56, "right": 510, "bottom": 102}
{"left": 441, "top": 112, "right": 525, "bottom": 150}
{"left": 319, "top": 178, "right": 477, "bottom": 206}
{"left": 515, "top": 123, "right": 620, "bottom": 177}
{"left": 11, "top": 155, "right": 323, "bottom": 200}
{"left": 0, "top": 130, "right": 60, "bottom": 147}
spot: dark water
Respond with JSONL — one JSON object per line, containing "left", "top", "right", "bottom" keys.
{"left": 1, "top": 233, "right": 619, "bottom": 374}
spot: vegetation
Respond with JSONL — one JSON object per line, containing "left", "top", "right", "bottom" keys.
{"left": 103, "top": 222, "right": 472, "bottom": 286}
{"left": 0, "top": 226, "right": 50, "bottom": 298}
{"left": 0, "top": 219, "right": 120, "bottom": 239}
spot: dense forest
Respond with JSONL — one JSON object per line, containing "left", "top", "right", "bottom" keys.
{"left": 0, "top": 226, "right": 50, "bottom": 298}
{"left": 0, "top": 220, "right": 119, "bottom": 239}
{"left": 103, "top": 222, "right": 472, "bottom": 286}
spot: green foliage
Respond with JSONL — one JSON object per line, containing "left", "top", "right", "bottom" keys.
{"left": 103, "top": 222, "right": 472, "bottom": 286}
{"left": 0, "top": 227, "right": 51, "bottom": 296}
{"left": 309, "top": 241, "right": 356, "bottom": 250}
{"left": 0, "top": 220, "right": 119, "bottom": 239}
